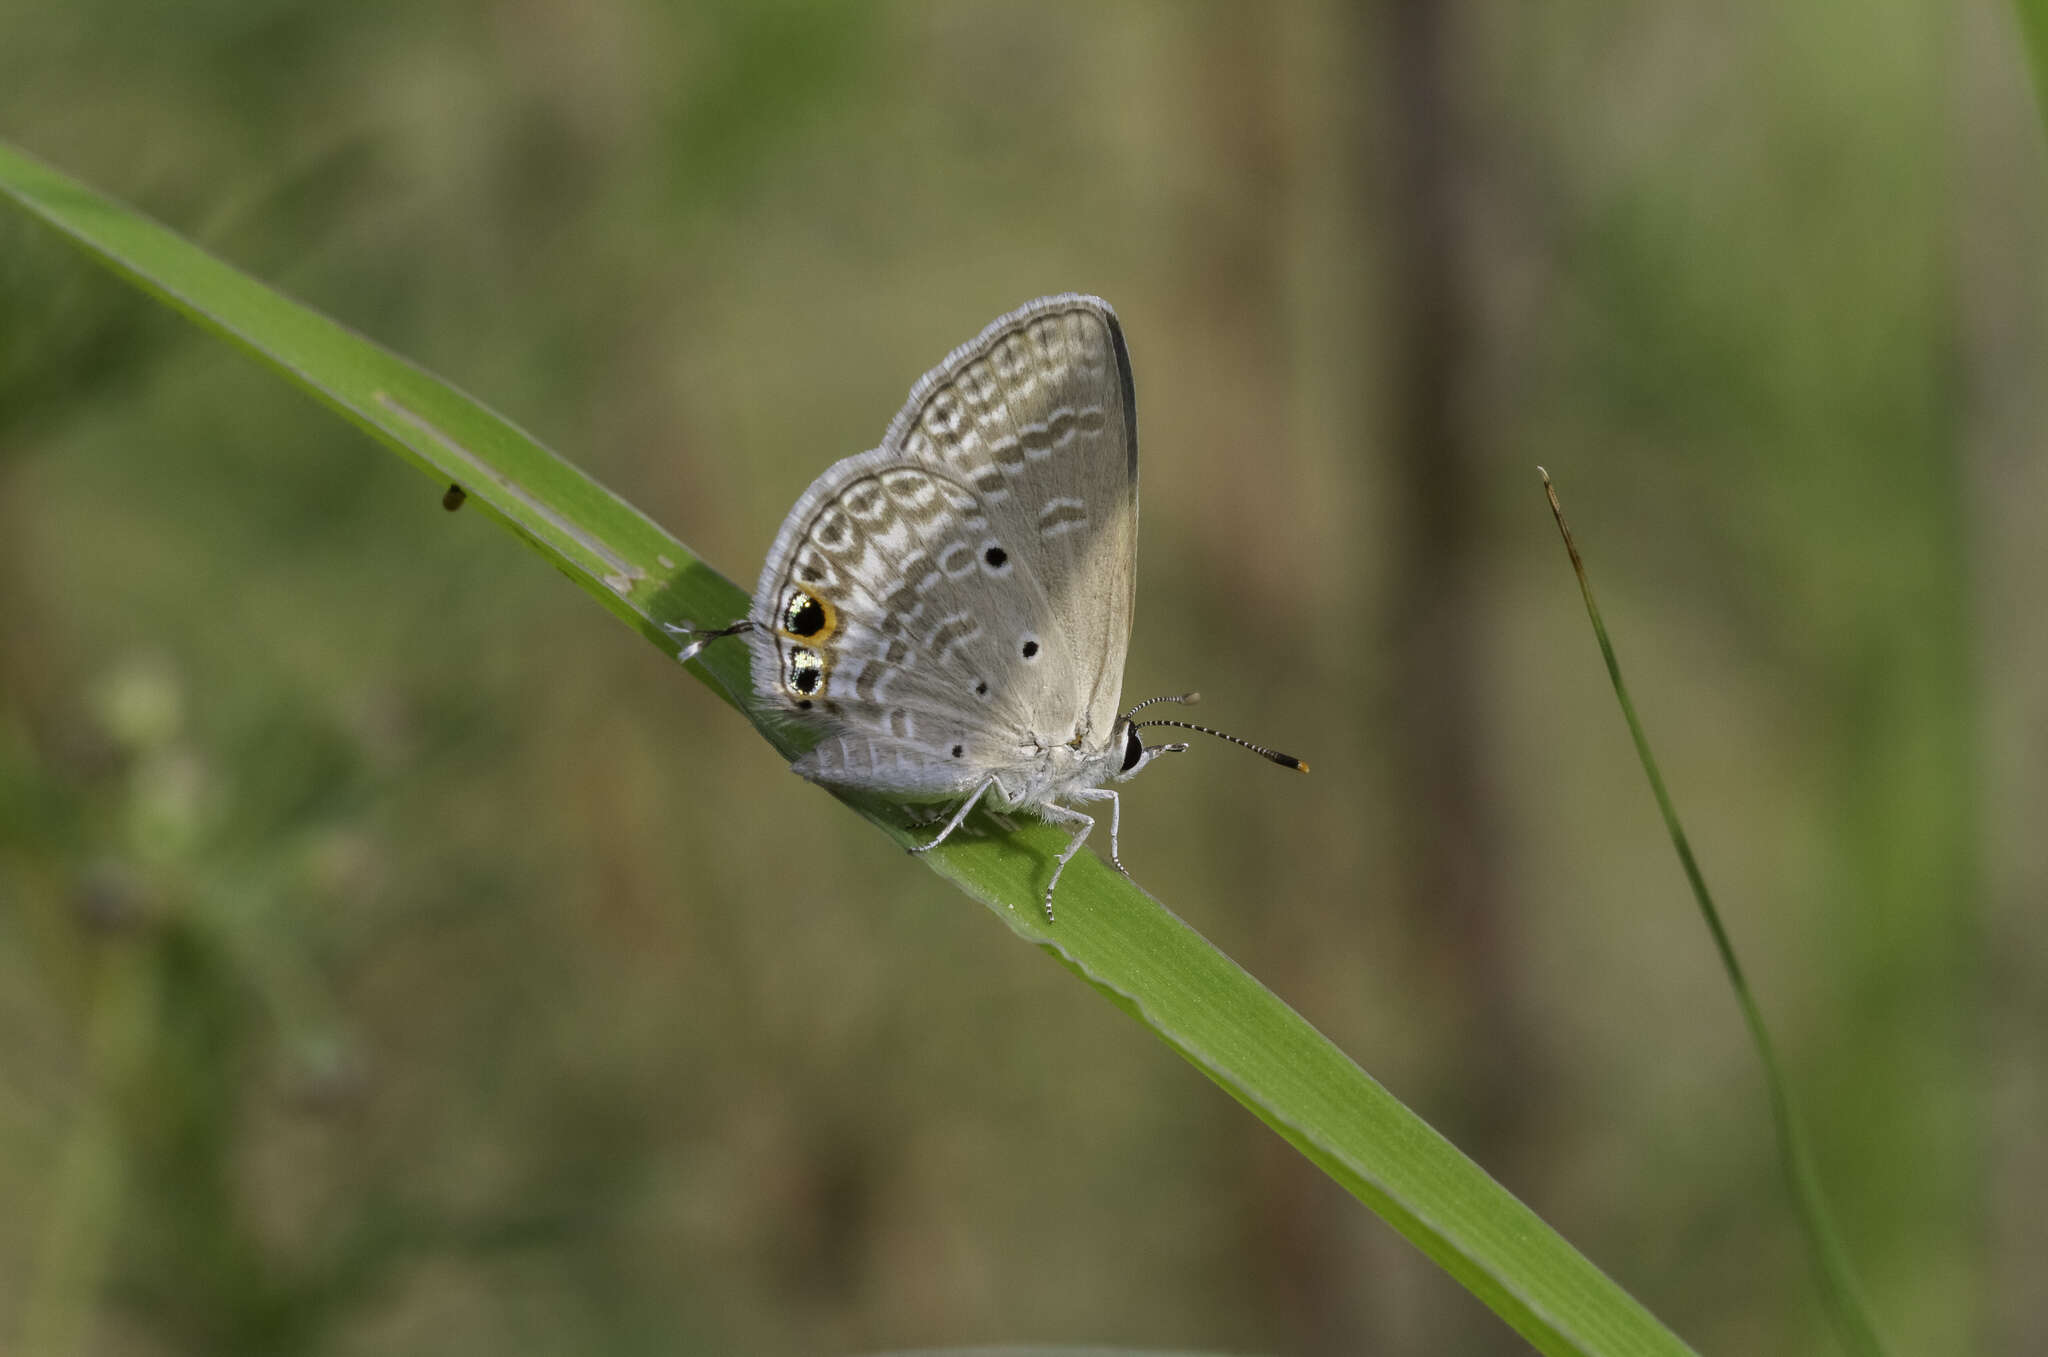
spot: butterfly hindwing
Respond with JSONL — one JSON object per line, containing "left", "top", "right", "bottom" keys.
{"left": 747, "top": 457, "right": 1066, "bottom": 796}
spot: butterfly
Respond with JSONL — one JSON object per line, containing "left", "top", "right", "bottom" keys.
{"left": 679, "top": 294, "right": 1304, "bottom": 920}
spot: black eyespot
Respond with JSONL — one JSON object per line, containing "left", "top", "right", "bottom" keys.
{"left": 787, "top": 647, "right": 826, "bottom": 698}
{"left": 974, "top": 681, "right": 989, "bottom": 697}
{"left": 951, "top": 744, "right": 965, "bottom": 758}
{"left": 1021, "top": 640, "right": 1039, "bottom": 659}
{"left": 983, "top": 546, "right": 1007, "bottom": 568}
{"left": 1120, "top": 722, "right": 1145, "bottom": 773}
{"left": 782, "top": 592, "right": 826, "bottom": 637}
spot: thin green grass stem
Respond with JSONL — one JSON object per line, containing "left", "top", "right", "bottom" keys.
{"left": 1539, "top": 469, "right": 1889, "bottom": 1357}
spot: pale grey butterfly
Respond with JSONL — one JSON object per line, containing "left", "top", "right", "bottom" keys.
{"left": 678, "top": 294, "right": 1305, "bottom": 919}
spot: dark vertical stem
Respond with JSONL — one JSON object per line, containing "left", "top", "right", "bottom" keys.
{"left": 1373, "top": 0, "right": 1535, "bottom": 1166}
{"left": 1963, "top": 8, "right": 2038, "bottom": 1348}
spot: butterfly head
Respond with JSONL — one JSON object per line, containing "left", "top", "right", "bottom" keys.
{"left": 1112, "top": 716, "right": 1188, "bottom": 782}
{"left": 1110, "top": 692, "right": 1308, "bottom": 784}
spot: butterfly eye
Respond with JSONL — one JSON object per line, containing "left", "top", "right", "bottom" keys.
{"left": 1119, "top": 721, "right": 1145, "bottom": 773}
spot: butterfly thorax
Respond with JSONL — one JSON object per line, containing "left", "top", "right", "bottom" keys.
{"left": 985, "top": 735, "right": 1124, "bottom": 812}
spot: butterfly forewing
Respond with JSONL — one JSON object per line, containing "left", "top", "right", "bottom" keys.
{"left": 747, "top": 294, "right": 1139, "bottom": 796}
{"left": 884, "top": 295, "right": 1138, "bottom": 744}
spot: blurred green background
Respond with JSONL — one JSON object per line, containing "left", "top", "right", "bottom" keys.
{"left": 2, "top": 2, "right": 2042, "bottom": 1353}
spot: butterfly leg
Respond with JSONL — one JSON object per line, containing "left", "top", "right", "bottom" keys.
{"left": 907, "top": 776, "right": 996, "bottom": 856}
{"left": 1070, "top": 787, "right": 1128, "bottom": 877}
{"left": 1036, "top": 801, "right": 1099, "bottom": 923}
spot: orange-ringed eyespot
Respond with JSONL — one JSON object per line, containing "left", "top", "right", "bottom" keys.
{"left": 781, "top": 587, "right": 833, "bottom": 640}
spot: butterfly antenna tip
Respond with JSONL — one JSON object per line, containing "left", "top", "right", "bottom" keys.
{"left": 1132, "top": 718, "right": 1308, "bottom": 773}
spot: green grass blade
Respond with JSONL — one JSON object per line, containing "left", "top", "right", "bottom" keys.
{"left": 1539, "top": 470, "right": 1888, "bottom": 1357}
{"left": 0, "top": 140, "right": 764, "bottom": 696}
{"left": 1, "top": 138, "right": 1696, "bottom": 1356}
